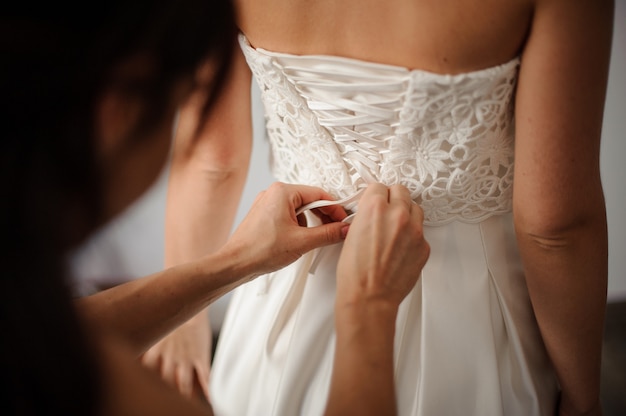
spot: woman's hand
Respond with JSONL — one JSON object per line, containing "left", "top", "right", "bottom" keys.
{"left": 326, "top": 184, "right": 429, "bottom": 416}
{"left": 221, "top": 182, "right": 349, "bottom": 277}
{"left": 140, "top": 313, "right": 211, "bottom": 405}
{"left": 336, "top": 183, "right": 430, "bottom": 309}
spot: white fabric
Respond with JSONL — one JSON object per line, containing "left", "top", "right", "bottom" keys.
{"left": 209, "top": 35, "right": 558, "bottom": 415}
{"left": 237, "top": 36, "right": 518, "bottom": 225}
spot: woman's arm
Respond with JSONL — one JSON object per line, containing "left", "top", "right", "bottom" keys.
{"left": 514, "top": 0, "right": 613, "bottom": 414}
{"left": 76, "top": 183, "right": 349, "bottom": 357}
{"left": 140, "top": 45, "right": 253, "bottom": 400}
{"left": 94, "top": 184, "right": 429, "bottom": 416}
{"left": 326, "top": 184, "right": 430, "bottom": 416}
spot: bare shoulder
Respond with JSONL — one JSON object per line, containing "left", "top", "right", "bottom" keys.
{"left": 516, "top": 0, "right": 614, "bottom": 120}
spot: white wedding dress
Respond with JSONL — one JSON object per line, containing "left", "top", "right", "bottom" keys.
{"left": 210, "top": 35, "right": 558, "bottom": 416}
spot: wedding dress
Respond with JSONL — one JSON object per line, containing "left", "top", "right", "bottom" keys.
{"left": 209, "top": 34, "right": 558, "bottom": 416}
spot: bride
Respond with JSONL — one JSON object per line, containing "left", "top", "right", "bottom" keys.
{"left": 152, "top": 0, "right": 613, "bottom": 414}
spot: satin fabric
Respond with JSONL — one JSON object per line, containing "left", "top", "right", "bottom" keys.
{"left": 211, "top": 214, "right": 558, "bottom": 415}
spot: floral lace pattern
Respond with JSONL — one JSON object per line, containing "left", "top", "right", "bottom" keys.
{"left": 240, "top": 35, "right": 520, "bottom": 225}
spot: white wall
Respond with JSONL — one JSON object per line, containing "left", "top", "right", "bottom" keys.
{"left": 600, "top": 0, "right": 626, "bottom": 301}
{"left": 71, "top": 3, "right": 626, "bottom": 333}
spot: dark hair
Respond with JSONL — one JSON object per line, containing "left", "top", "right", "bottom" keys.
{"left": 0, "top": 1, "right": 236, "bottom": 414}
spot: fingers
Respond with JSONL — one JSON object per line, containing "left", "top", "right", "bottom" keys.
{"left": 314, "top": 204, "right": 348, "bottom": 222}
{"left": 176, "top": 365, "right": 194, "bottom": 398}
{"left": 296, "top": 221, "right": 349, "bottom": 252}
{"left": 230, "top": 181, "right": 420, "bottom": 277}
{"left": 273, "top": 182, "right": 348, "bottom": 222}
{"left": 143, "top": 354, "right": 201, "bottom": 400}
{"left": 356, "top": 183, "right": 413, "bottom": 222}
{"left": 160, "top": 355, "right": 177, "bottom": 389}
{"left": 389, "top": 184, "right": 413, "bottom": 210}
{"left": 361, "top": 182, "right": 390, "bottom": 202}
{"left": 388, "top": 184, "right": 425, "bottom": 224}
{"left": 140, "top": 347, "right": 159, "bottom": 371}
{"left": 287, "top": 183, "right": 338, "bottom": 207}
{"left": 194, "top": 365, "right": 211, "bottom": 402}
{"left": 361, "top": 183, "right": 418, "bottom": 215}
{"left": 336, "top": 182, "right": 427, "bottom": 306}
{"left": 301, "top": 184, "right": 418, "bottom": 248}
{"left": 139, "top": 344, "right": 208, "bottom": 401}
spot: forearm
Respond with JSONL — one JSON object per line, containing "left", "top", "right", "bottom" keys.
{"left": 166, "top": 44, "right": 252, "bottom": 267}
{"left": 324, "top": 184, "right": 429, "bottom": 416}
{"left": 325, "top": 301, "right": 399, "bottom": 416}
{"left": 76, "top": 246, "right": 252, "bottom": 357}
{"left": 77, "top": 181, "right": 351, "bottom": 362}
{"left": 516, "top": 216, "right": 607, "bottom": 413}
{"left": 166, "top": 45, "right": 252, "bottom": 327}
{"left": 165, "top": 153, "right": 249, "bottom": 332}
{"left": 165, "top": 156, "right": 249, "bottom": 266}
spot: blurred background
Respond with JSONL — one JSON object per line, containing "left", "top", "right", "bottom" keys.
{"left": 70, "top": 1, "right": 626, "bottom": 412}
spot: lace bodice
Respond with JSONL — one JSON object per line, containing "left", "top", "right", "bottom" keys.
{"left": 240, "top": 35, "right": 520, "bottom": 225}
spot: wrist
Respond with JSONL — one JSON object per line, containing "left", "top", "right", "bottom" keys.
{"left": 197, "top": 244, "right": 258, "bottom": 297}
{"left": 335, "top": 297, "right": 398, "bottom": 338}
{"left": 214, "top": 242, "right": 255, "bottom": 279}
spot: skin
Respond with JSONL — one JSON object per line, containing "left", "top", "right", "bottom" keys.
{"left": 141, "top": 52, "right": 253, "bottom": 401}
{"left": 513, "top": 1, "right": 612, "bottom": 414}
{"left": 329, "top": 185, "right": 429, "bottom": 416}
{"left": 163, "top": 0, "right": 613, "bottom": 414}
{"left": 76, "top": 54, "right": 430, "bottom": 414}
{"left": 82, "top": 184, "right": 428, "bottom": 415}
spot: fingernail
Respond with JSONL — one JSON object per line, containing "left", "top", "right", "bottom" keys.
{"left": 340, "top": 225, "right": 350, "bottom": 239}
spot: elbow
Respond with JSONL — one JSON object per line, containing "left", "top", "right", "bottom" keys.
{"left": 171, "top": 134, "right": 251, "bottom": 181}
{"left": 193, "top": 145, "right": 250, "bottom": 180}
{"left": 513, "top": 206, "right": 607, "bottom": 251}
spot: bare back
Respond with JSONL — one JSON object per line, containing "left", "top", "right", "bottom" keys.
{"left": 236, "top": 0, "right": 533, "bottom": 74}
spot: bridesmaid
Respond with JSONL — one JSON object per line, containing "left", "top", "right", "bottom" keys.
{"left": 2, "top": 1, "right": 430, "bottom": 414}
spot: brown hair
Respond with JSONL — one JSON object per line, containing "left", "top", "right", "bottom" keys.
{"left": 0, "top": 1, "right": 236, "bottom": 414}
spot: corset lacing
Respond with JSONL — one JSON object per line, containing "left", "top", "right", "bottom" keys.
{"left": 240, "top": 34, "right": 520, "bottom": 226}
